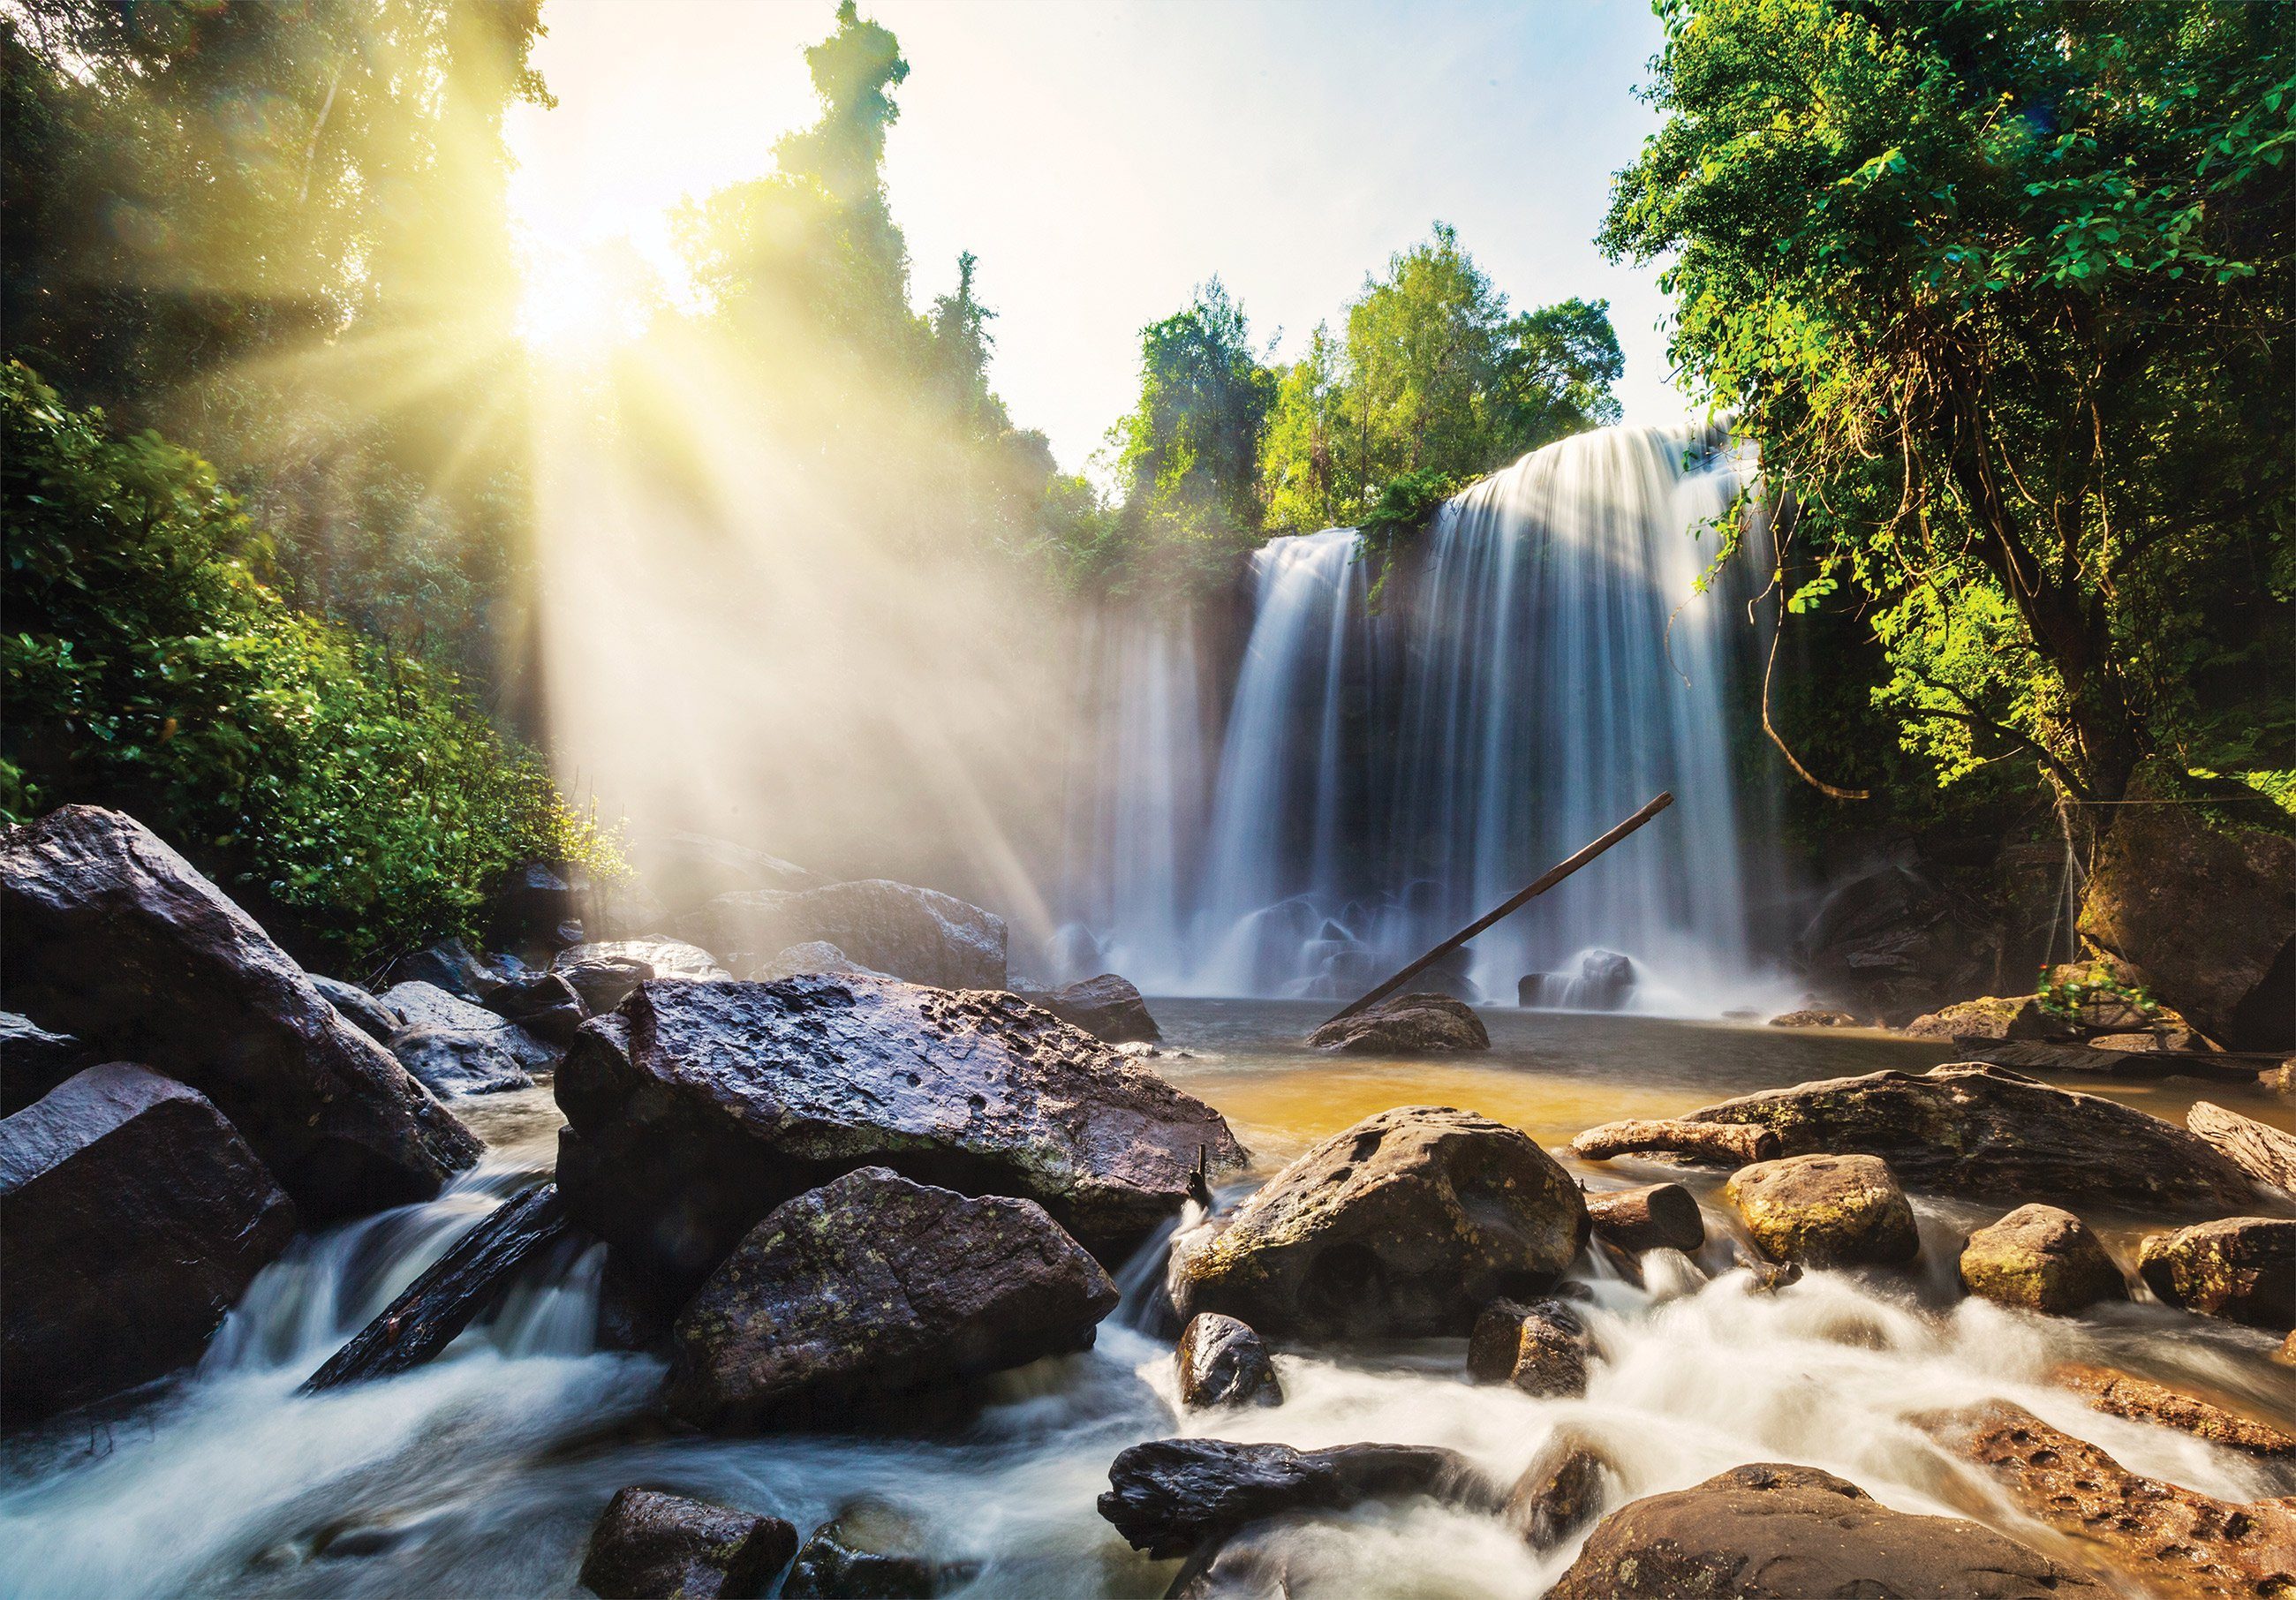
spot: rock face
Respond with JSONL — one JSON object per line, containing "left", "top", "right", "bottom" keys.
{"left": 1303, "top": 992, "right": 1489, "bottom": 1054}
{"left": 578, "top": 1487, "right": 797, "bottom": 1600}
{"left": 0, "top": 806, "right": 480, "bottom": 1219}
{"left": 1547, "top": 1461, "right": 2097, "bottom": 1600}
{"left": 2137, "top": 1217, "right": 2296, "bottom": 1328}
{"left": 1725, "top": 1153, "right": 1920, "bottom": 1269}
{"left": 556, "top": 975, "right": 1240, "bottom": 1298}
{"left": 1957, "top": 1204, "right": 2126, "bottom": 1315}
{"left": 482, "top": 970, "right": 585, "bottom": 1046}
{"left": 1175, "top": 1313, "right": 1283, "bottom": 1410}
{"left": 2, "top": 1062, "right": 298, "bottom": 1422}
{"left": 1468, "top": 1297, "right": 1592, "bottom": 1397}
{"left": 665, "top": 1167, "right": 1118, "bottom": 1430}
{"left": 1768, "top": 1008, "right": 1860, "bottom": 1029}
{"left": 1170, "top": 1106, "right": 1586, "bottom": 1341}
{"left": 0, "top": 1010, "right": 89, "bottom": 1115}
{"left": 1922, "top": 1400, "right": 2296, "bottom": 1599}
{"left": 1681, "top": 1061, "right": 2259, "bottom": 1211}
{"left": 1096, "top": 1438, "right": 1492, "bottom": 1560}
{"left": 307, "top": 976, "right": 404, "bottom": 1045}
{"left": 682, "top": 879, "right": 1006, "bottom": 990}
{"left": 1900, "top": 995, "right": 2045, "bottom": 1041}
{"left": 2080, "top": 760, "right": 2296, "bottom": 1050}
{"left": 2053, "top": 1362, "right": 2296, "bottom": 1458}
{"left": 1016, "top": 974, "right": 1161, "bottom": 1044}
{"left": 1585, "top": 1182, "right": 1706, "bottom": 1255}
{"left": 1797, "top": 856, "right": 1994, "bottom": 1026}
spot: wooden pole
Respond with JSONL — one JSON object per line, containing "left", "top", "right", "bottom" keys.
{"left": 1320, "top": 791, "right": 1675, "bottom": 1027}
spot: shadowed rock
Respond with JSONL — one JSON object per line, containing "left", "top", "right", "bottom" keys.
{"left": 2186, "top": 1099, "right": 2296, "bottom": 1194}
{"left": 1176, "top": 1312, "right": 1282, "bottom": 1409}
{"left": 1505, "top": 1438, "right": 1609, "bottom": 1551}
{"left": 386, "top": 1026, "right": 535, "bottom": 1097}
{"left": 1468, "top": 1297, "right": 1592, "bottom": 1397}
{"left": 1958, "top": 1204, "right": 2125, "bottom": 1315}
{"left": 578, "top": 1487, "right": 797, "bottom": 1600}
{"left": 552, "top": 938, "right": 730, "bottom": 1015}
{"left": 1725, "top": 1153, "right": 1919, "bottom": 1269}
{"left": 2137, "top": 1217, "right": 2296, "bottom": 1328}
{"left": 1585, "top": 1182, "right": 1705, "bottom": 1254}
{"left": 1305, "top": 992, "right": 1488, "bottom": 1053}
{"left": 307, "top": 976, "right": 404, "bottom": 1046}
{"left": 0, "top": 1010, "right": 90, "bottom": 1115}
{"left": 781, "top": 1500, "right": 976, "bottom": 1599}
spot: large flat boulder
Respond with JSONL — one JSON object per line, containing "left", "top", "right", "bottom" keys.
{"left": 1304, "top": 992, "right": 1488, "bottom": 1053}
{"left": 1169, "top": 1106, "right": 1586, "bottom": 1341}
{"left": 0, "top": 806, "right": 479, "bottom": 1218}
{"left": 664, "top": 1166, "right": 1116, "bottom": 1430}
{"left": 1548, "top": 1461, "right": 2097, "bottom": 1599}
{"left": 680, "top": 879, "right": 1006, "bottom": 990}
{"left": 1680, "top": 1061, "right": 2258, "bottom": 1212}
{"left": 2, "top": 1063, "right": 298, "bottom": 1422}
{"left": 555, "top": 974, "right": 1242, "bottom": 1296}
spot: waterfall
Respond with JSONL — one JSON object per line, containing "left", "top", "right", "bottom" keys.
{"left": 1054, "top": 421, "right": 1787, "bottom": 1014}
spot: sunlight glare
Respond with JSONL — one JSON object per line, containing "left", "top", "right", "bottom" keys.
{"left": 515, "top": 234, "right": 660, "bottom": 362}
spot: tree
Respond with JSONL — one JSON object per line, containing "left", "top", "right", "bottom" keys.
{"left": 1601, "top": 0, "right": 2295, "bottom": 805}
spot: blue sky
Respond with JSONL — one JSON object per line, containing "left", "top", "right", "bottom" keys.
{"left": 508, "top": 0, "right": 1690, "bottom": 477}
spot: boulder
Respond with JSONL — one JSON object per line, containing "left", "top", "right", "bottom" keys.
{"left": 1724, "top": 1153, "right": 1919, "bottom": 1269}
{"left": 1797, "top": 854, "right": 1995, "bottom": 1025}
{"left": 1768, "top": 1008, "right": 1861, "bottom": 1028}
{"left": 1547, "top": 1460, "right": 2097, "bottom": 1599}
{"left": 1505, "top": 1438, "right": 1609, "bottom": 1551}
{"left": 382, "top": 938, "right": 507, "bottom": 1001}
{"left": 2079, "top": 760, "right": 2296, "bottom": 1050}
{"left": 1920, "top": 1400, "right": 2296, "bottom": 1598}
{"left": 306, "top": 976, "right": 404, "bottom": 1046}
{"left": 1467, "top": 1297, "right": 1591, "bottom": 1397}
{"left": 387, "top": 1026, "right": 535, "bottom": 1097}
{"left": 742, "top": 941, "right": 889, "bottom": 983}
{"left": 1169, "top": 1106, "right": 1586, "bottom": 1341}
{"left": 382, "top": 980, "right": 558, "bottom": 1077}
{"left": 1096, "top": 1438, "right": 1493, "bottom": 1560}
{"left": 782, "top": 1501, "right": 973, "bottom": 1599}
{"left": 1, "top": 1062, "right": 298, "bottom": 1422}
{"left": 664, "top": 1166, "right": 1118, "bottom": 1430}
{"left": 1957, "top": 1204, "right": 2125, "bottom": 1316}
{"left": 1899, "top": 995, "right": 2045, "bottom": 1041}
{"left": 1573, "top": 1118, "right": 1779, "bottom": 1166}
{"left": 481, "top": 970, "right": 586, "bottom": 1046}
{"left": 2052, "top": 1362, "right": 2296, "bottom": 1458}
{"left": 1303, "top": 992, "right": 1488, "bottom": 1054}
{"left": 0, "top": 806, "right": 479, "bottom": 1219}
{"left": 681, "top": 879, "right": 1006, "bottom": 990}
{"left": 553, "top": 958, "right": 654, "bottom": 1019}
{"left": 2186, "top": 1100, "right": 2296, "bottom": 1195}
{"left": 492, "top": 861, "right": 585, "bottom": 951}
{"left": 623, "top": 830, "right": 817, "bottom": 917}
{"left": 1584, "top": 1182, "right": 1705, "bottom": 1255}
{"left": 578, "top": 1487, "right": 797, "bottom": 1600}
{"left": 1680, "top": 1061, "right": 2260, "bottom": 1211}
{"left": 555, "top": 937, "right": 730, "bottom": 985}
{"left": 1015, "top": 974, "right": 1161, "bottom": 1045}
{"left": 0, "top": 1009, "right": 90, "bottom": 1115}
{"left": 555, "top": 975, "right": 1241, "bottom": 1298}
{"left": 1175, "top": 1312, "right": 1283, "bottom": 1410}
{"left": 2137, "top": 1217, "right": 2296, "bottom": 1328}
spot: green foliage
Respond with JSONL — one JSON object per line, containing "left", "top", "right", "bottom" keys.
{"left": 2035, "top": 961, "right": 2156, "bottom": 1024}
{"left": 1602, "top": 0, "right": 2296, "bottom": 804}
{"left": 1, "top": 363, "right": 619, "bottom": 962}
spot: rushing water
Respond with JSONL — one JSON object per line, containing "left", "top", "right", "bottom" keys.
{"left": 1054, "top": 424, "right": 1793, "bottom": 1015}
{"left": 5, "top": 1008, "right": 2292, "bottom": 1599}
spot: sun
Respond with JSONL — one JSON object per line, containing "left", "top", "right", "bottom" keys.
{"left": 515, "top": 235, "right": 660, "bottom": 363}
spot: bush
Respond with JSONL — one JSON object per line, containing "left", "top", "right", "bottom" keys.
{"left": 1, "top": 361, "right": 620, "bottom": 963}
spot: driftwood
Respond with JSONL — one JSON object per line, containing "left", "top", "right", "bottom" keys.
{"left": 2187, "top": 1101, "right": 2296, "bottom": 1195}
{"left": 302, "top": 1182, "right": 568, "bottom": 1392}
{"left": 1570, "top": 1119, "right": 1779, "bottom": 1167}
{"left": 1957, "top": 1039, "right": 2266, "bottom": 1085}
{"left": 1324, "top": 793, "right": 1673, "bottom": 1027}
{"left": 1584, "top": 1182, "right": 1706, "bottom": 1253}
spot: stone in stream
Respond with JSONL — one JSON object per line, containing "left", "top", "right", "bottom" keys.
{"left": 383, "top": 936, "right": 509, "bottom": 1001}
{"left": 1724, "top": 1153, "right": 1920, "bottom": 1269}
{"left": 555, "top": 974, "right": 1242, "bottom": 1300}
{"left": 1584, "top": 1182, "right": 1705, "bottom": 1254}
{"left": 742, "top": 940, "right": 890, "bottom": 982}
{"left": 1899, "top": 994, "right": 2049, "bottom": 1041}
{"left": 1767, "top": 1008, "right": 1862, "bottom": 1028}
{"left": 2186, "top": 1099, "right": 2296, "bottom": 1195}
{"left": 1548, "top": 1460, "right": 2098, "bottom": 1598}
{"left": 555, "top": 936, "right": 730, "bottom": 984}
{"left": 782, "top": 1501, "right": 976, "bottom": 1598}
{"left": 680, "top": 879, "right": 1007, "bottom": 990}
{"left": 1956, "top": 1204, "right": 2126, "bottom": 1316}
{"left": 1175, "top": 1312, "right": 1283, "bottom": 1410}
{"left": 0, "top": 1009, "right": 91, "bottom": 1115}
{"left": 482, "top": 970, "right": 587, "bottom": 1046}
{"left": 664, "top": 1167, "right": 1118, "bottom": 1431}
{"left": 1467, "top": 1297, "right": 1593, "bottom": 1398}
{"left": 2051, "top": 1362, "right": 2296, "bottom": 1458}
{"left": 301, "top": 1182, "right": 570, "bottom": 1391}
{"left": 306, "top": 975, "right": 405, "bottom": 1046}
{"left": 2136, "top": 1217, "right": 2296, "bottom": 1329}
{"left": 2, "top": 1062, "right": 298, "bottom": 1423}
{"left": 578, "top": 1487, "right": 797, "bottom": 1600}
{"left": 1014, "top": 973, "right": 1161, "bottom": 1044}
{"left": 382, "top": 981, "right": 559, "bottom": 1070}
{"left": 1678, "top": 1061, "right": 2262, "bottom": 1212}
{"left": 1169, "top": 1106, "right": 1586, "bottom": 1342}
{"left": 1096, "top": 1438, "right": 1498, "bottom": 1560}
{"left": 0, "top": 805, "right": 480, "bottom": 1219}
{"left": 1504, "top": 1437, "right": 1610, "bottom": 1551}
{"left": 1919, "top": 1400, "right": 2296, "bottom": 1598}
{"left": 1303, "top": 992, "right": 1489, "bottom": 1053}
{"left": 386, "top": 1026, "right": 536, "bottom": 1098}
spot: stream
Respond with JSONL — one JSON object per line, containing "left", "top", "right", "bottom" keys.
{"left": 4, "top": 1003, "right": 2291, "bottom": 1598}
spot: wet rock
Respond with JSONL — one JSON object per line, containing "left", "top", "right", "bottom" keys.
{"left": 556, "top": 938, "right": 731, "bottom": 983}
{"left": 1574, "top": 949, "right": 1635, "bottom": 1009}
{"left": 1504, "top": 1438, "right": 1608, "bottom": 1551}
{"left": 1899, "top": 995, "right": 2047, "bottom": 1041}
{"left": 1919, "top": 1400, "right": 2295, "bottom": 1598}
{"left": 1957, "top": 1204, "right": 2126, "bottom": 1315}
{"left": 1015, "top": 973, "right": 1161, "bottom": 1044}
{"left": 1572, "top": 1118, "right": 1779, "bottom": 1166}
{"left": 2278, "top": 1331, "right": 2296, "bottom": 1366}
{"left": 1549, "top": 1460, "right": 2096, "bottom": 1598}
{"left": 2137, "top": 1217, "right": 2296, "bottom": 1328}
{"left": 385, "top": 1025, "right": 536, "bottom": 1097}
{"left": 623, "top": 831, "right": 817, "bottom": 917}
{"left": 1303, "top": 992, "right": 1488, "bottom": 1054}
{"left": 2186, "top": 1100, "right": 2296, "bottom": 1195}
{"left": 307, "top": 976, "right": 404, "bottom": 1046}
{"left": 1798, "top": 854, "right": 1995, "bottom": 1026}
{"left": 0, "top": 1010, "right": 90, "bottom": 1115}
{"left": 1767, "top": 1008, "right": 1861, "bottom": 1028}
{"left": 682, "top": 879, "right": 1006, "bottom": 990}
{"left": 2052, "top": 1362, "right": 2296, "bottom": 1458}
{"left": 1, "top": 1062, "right": 298, "bottom": 1422}
{"left": 782, "top": 1500, "right": 973, "bottom": 1599}
{"left": 554, "top": 957, "right": 656, "bottom": 1017}
{"left": 1171, "top": 1106, "right": 1585, "bottom": 1342}
{"left": 578, "top": 1487, "right": 797, "bottom": 1600}
{"left": 493, "top": 861, "right": 585, "bottom": 951}
{"left": 1468, "top": 1297, "right": 1592, "bottom": 1397}
{"left": 1724, "top": 1153, "right": 1919, "bottom": 1269}
{"left": 0, "top": 805, "right": 479, "bottom": 1219}
{"left": 383, "top": 937, "right": 507, "bottom": 1001}
{"left": 1584, "top": 1183, "right": 1705, "bottom": 1254}
{"left": 556, "top": 975, "right": 1240, "bottom": 1298}
{"left": 382, "top": 981, "right": 558, "bottom": 1074}
{"left": 742, "top": 940, "right": 890, "bottom": 983}
{"left": 1159, "top": 1523, "right": 1303, "bottom": 1600}
{"left": 1176, "top": 1312, "right": 1282, "bottom": 1410}
{"left": 1096, "top": 1438, "right": 1495, "bottom": 1560}
{"left": 480, "top": 970, "right": 586, "bottom": 1047}
{"left": 665, "top": 1167, "right": 1117, "bottom": 1430}
{"left": 1680, "top": 1061, "right": 2260, "bottom": 1211}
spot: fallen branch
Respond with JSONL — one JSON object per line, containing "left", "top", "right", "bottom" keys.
{"left": 1570, "top": 1119, "right": 1779, "bottom": 1167}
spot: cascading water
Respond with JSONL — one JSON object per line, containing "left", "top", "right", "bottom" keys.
{"left": 1055, "top": 421, "right": 1791, "bottom": 1014}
